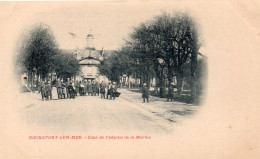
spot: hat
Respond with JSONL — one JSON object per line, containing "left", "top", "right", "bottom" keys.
{"left": 143, "top": 83, "right": 147, "bottom": 86}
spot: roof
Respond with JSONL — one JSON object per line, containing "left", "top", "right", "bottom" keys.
{"left": 77, "top": 48, "right": 102, "bottom": 60}
{"left": 79, "top": 59, "right": 101, "bottom": 65}
{"left": 87, "top": 34, "right": 94, "bottom": 38}
{"left": 60, "top": 49, "right": 116, "bottom": 61}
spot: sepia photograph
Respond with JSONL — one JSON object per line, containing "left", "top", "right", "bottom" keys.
{"left": 13, "top": 2, "right": 207, "bottom": 135}
{"left": 0, "top": 1, "right": 260, "bottom": 159}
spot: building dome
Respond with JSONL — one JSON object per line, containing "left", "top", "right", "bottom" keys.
{"left": 87, "top": 34, "right": 94, "bottom": 38}
{"left": 86, "top": 33, "right": 95, "bottom": 48}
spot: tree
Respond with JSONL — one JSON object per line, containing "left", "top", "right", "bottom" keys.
{"left": 127, "top": 23, "right": 157, "bottom": 87}
{"left": 149, "top": 12, "right": 200, "bottom": 97}
{"left": 98, "top": 51, "right": 123, "bottom": 83}
{"left": 124, "top": 12, "right": 200, "bottom": 99}
{"left": 16, "top": 23, "right": 59, "bottom": 86}
{"left": 53, "top": 50, "right": 80, "bottom": 80}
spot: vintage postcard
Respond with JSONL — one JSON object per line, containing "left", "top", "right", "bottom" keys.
{"left": 0, "top": 1, "right": 260, "bottom": 159}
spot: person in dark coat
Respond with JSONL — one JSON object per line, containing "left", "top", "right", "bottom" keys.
{"left": 38, "top": 81, "right": 45, "bottom": 101}
{"left": 109, "top": 82, "right": 117, "bottom": 100}
{"left": 83, "top": 80, "right": 87, "bottom": 95}
{"left": 60, "top": 79, "right": 66, "bottom": 99}
{"left": 95, "top": 81, "right": 100, "bottom": 96}
{"left": 75, "top": 80, "right": 80, "bottom": 96}
{"left": 100, "top": 81, "right": 106, "bottom": 99}
{"left": 87, "top": 80, "right": 92, "bottom": 96}
{"left": 106, "top": 82, "right": 111, "bottom": 99}
{"left": 65, "top": 80, "right": 70, "bottom": 99}
{"left": 45, "top": 81, "right": 52, "bottom": 100}
{"left": 79, "top": 81, "right": 83, "bottom": 95}
{"left": 92, "top": 80, "right": 96, "bottom": 96}
{"left": 167, "top": 83, "right": 174, "bottom": 102}
{"left": 72, "top": 81, "right": 77, "bottom": 98}
{"left": 67, "top": 82, "right": 75, "bottom": 99}
{"left": 141, "top": 83, "right": 149, "bottom": 103}
{"left": 56, "top": 79, "right": 62, "bottom": 99}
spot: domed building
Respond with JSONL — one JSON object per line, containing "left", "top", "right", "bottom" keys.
{"left": 75, "top": 34, "right": 112, "bottom": 82}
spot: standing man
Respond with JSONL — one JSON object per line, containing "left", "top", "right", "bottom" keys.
{"left": 141, "top": 83, "right": 149, "bottom": 103}
{"left": 65, "top": 79, "right": 70, "bottom": 99}
{"left": 110, "top": 82, "right": 116, "bottom": 100}
{"left": 83, "top": 80, "right": 87, "bottom": 95}
{"left": 56, "top": 79, "right": 62, "bottom": 99}
{"left": 61, "top": 79, "right": 66, "bottom": 99}
{"left": 45, "top": 81, "right": 52, "bottom": 100}
{"left": 106, "top": 82, "right": 111, "bottom": 99}
{"left": 92, "top": 80, "right": 96, "bottom": 96}
{"left": 100, "top": 81, "right": 106, "bottom": 99}
{"left": 95, "top": 81, "right": 100, "bottom": 96}
{"left": 79, "top": 81, "right": 83, "bottom": 95}
{"left": 67, "top": 82, "right": 75, "bottom": 99}
{"left": 38, "top": 81, "right": 45, "bottom": 101}
{"left": 75, "top": 80, "right": 80, "bottom": 96}
{"left": 167, "top": 83, "right": 174, "bottom": 102}
{"left": 87, "top": 80, "right": 92, "bottom": 96}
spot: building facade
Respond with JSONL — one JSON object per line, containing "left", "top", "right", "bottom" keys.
{"left": 75, "top": 34, "right": 111, "bottom": 82}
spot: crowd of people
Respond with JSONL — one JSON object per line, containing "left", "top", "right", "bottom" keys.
{"left": 140, "top": 82, "right": 177, "bottom": 103}
{"left": 36, "top": 79, "right": 177, "bottom": 104}
{"left": 37, "top": 79, "right": 120, "bottom": 101}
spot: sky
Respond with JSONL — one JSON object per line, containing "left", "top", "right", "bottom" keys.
{"left": 26, "top": 2, "right": 194, "bottom": 50}
{"left": 6, "top": 1, "right": 260, "bottom": 55}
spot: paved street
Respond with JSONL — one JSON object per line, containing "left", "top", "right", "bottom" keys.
{"left": 19, "top": 89, "right": 197, "bottom": 135}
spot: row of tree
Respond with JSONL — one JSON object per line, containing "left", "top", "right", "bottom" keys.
{"left": 15, "top": 23, "right": 80, "bottom": 87}
{"left": 98, "top": 12, "right": 207, "bottom": 104}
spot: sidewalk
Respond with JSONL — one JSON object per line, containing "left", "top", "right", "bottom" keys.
{"left": 17, "top": 91, "right": 42, "bottom": 108}
{"left": 118, "top": 88, "right": 198, "bottom": 130}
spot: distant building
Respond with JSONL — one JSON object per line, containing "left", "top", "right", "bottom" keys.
{"left": 75, "top": 33, "right": 115, "bottom": 82}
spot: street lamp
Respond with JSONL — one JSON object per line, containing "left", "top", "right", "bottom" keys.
{"left": 157, "top": 58, "right": 166, "bottom": 97}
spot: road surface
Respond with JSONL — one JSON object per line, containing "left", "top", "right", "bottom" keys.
{"left": 21, "top": 94, "right": 171, "bottom": 135}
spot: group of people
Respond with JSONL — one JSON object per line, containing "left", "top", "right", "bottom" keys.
{"left": 38, "top": 79, "right": 120, "bottom": 101}
{"left": 141, "top": 82, "right": 176, "bottom": 103}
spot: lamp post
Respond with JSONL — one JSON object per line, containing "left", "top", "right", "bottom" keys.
{"left": 157, "top": 58, "right": 166, "bottom": 97}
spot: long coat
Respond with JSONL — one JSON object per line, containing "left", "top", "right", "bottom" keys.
{"left": 38, "top": 82, "right": 45, "bottom": 93}
{"left": 100, "top": 83, "right": 106, "bottom": 94}
{"left": 45, "top": 84, "right": 52, "bottom": 96}
{"left": 141, "top": 86, "right": 149, "bottom": 98}
{"left": 87, "top": 82, "right": 92, "bottom": 93}
{"left": 91, "top": 82, "right": 96, "bottom": 93}
{"left": 168, "top": 85, "right": 174, "bottom": 98}
{"left": 95, "top": 82, "right": 99, "bottom": 93}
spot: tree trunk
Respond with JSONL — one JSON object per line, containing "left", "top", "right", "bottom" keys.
{"left": 128, "top": 75, "right": 130, "bottom": 90}
{"left": 155, "top": 76, "right": 159, "bottom": 94}
{"left": 159, "top": 73, "right": 166, "bottom": 97}
{"left": 167, "top": 65, "right": 173, "bottom": 87}
{"left": 176, "top": 70, "right": 183, "bottom": 96}
{"left": 36, "top": 73, "right": 40, "bottom": 90}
